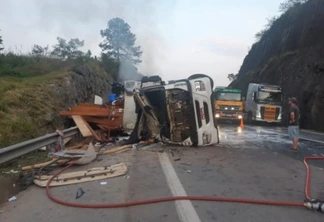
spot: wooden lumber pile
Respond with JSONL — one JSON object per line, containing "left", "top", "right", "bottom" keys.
{"left": 59, "top": 100, "right": 124, "bottom": 141}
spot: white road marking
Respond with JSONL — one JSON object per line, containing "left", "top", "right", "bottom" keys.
{"left": 158, "top": 152, "right": 201, "bottom": 222}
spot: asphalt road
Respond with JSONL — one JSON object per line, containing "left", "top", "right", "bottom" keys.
{"left": 1, "top": 124, "right": 324, "bottom": 222}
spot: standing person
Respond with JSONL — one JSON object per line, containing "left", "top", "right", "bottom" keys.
{"left": 288, "top": 97, "right": 300, "bottom": 151}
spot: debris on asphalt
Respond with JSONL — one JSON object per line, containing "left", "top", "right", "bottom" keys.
{"left": 8, "top": 196, "right": 17, "bottom": 202}
{"left": 180, "top": 162, "right": 191, "bottom": 166}
{"left": 2, "top": 170, "right": 19, "bottom": 174}
{"left": 19, "top": 170, "right": 35, "bottom": 190}
{"left": 174, "top": 158, "right": 181, "bottom": 161}
{"left": 100, "top": 181, "right": 108, "bottom": 185}
{"left": 76, "top": 188, "right": 85, "bottom": 199}
{"left": 185, "top": 170, "right": 192, "bottom": 173}
{"left": 102, "top": 144, "right": 132, "bottom": 155}
{"left": 33, "top": 163, "right": 128, "bottom": 187}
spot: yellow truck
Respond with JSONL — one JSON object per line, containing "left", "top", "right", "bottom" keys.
{"left": 213, "top": 87, "right": 244, "bottom": 124}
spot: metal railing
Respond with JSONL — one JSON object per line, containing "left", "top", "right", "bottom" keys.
{"left": 0, "top": 127, "right": 79, "bottom": 165}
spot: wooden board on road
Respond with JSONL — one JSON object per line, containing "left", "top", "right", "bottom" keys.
{"left": 33, "top": 163, "right": 128, "bottom": 187}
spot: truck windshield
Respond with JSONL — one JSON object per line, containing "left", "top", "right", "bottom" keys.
{"left": 216, "top": 92, "right": 241, "bottom": 101}
{"left": 258, "top": 91, "right": 282, "bottom": 103}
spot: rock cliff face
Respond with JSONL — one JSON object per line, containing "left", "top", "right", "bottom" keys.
{"left": 48, "top": 65, "right": 113, "bottom": 128}
{"left": 230, "top": 0, "right": 324, "bottom": 131}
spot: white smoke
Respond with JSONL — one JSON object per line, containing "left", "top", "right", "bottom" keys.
{"left": 0, "top": 0, "right": 170, "bottom": 78}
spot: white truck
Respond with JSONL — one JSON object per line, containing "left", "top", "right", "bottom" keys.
{"left": 131, "top": 74, "right": 220, "bottom": 146}
{"left": 244, "top": 83, "right": 283, "bottom": 124}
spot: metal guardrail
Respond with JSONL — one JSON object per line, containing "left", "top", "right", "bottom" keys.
{"left": 0, "top": 127, "right": 79, "bottom": 165}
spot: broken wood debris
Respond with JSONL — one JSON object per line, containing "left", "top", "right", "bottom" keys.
{"left": 102, "top": 144, "right": 132, "bottom": 155}
{"left": 59, "top": 100, "right": 124, "bottom": 139}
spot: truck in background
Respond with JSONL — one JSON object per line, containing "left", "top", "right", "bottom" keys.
{"left": 244, "top": 83, "right": 283, "bottom": 124}
{"left": 213, "top": 87, "right": 244, "bottom": 124}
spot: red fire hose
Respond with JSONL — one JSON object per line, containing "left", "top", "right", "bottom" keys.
{"left": 45, "top": 156, "right": 324, "bottom": 210}
{"left": 303, "top": 156, "right": 324, "bottom": 200}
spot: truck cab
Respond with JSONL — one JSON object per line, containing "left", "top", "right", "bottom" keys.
{"left": 213, "top": 87, "right": 243, "bottom": 123}
{"left": 244, "top": 83, "right": 283, "bottom": 124}
{"left": 132, "top": 74, "right": 220, "bottom": 146}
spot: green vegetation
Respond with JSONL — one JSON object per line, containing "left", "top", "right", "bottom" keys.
{"left": 0, "top": 30, "right": 3, "bottom": 51}
{"left": 0, "top": 55, "right": 77, "bottom": 147}
{"left": 0, "top": 17, "right": 143, "bottom": 148}
{"left": 255, "top": 0, "right": 309, "bottom": 41}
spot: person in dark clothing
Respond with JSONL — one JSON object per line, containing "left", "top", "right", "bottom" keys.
{"left": 111, "top": 82, "right": 124, "bottom": 97}
{"left": 288, "top": 97, "right": 300, "bottom": 151}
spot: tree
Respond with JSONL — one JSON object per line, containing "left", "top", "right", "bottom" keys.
{"left": 265, "top": 16, "right": 278, "bottom": 29}
{"left": 255, "top": 29, "right": 267, "bottom": 41}
{"left": 0, "top": 30, "right": 4, "bottom": 52}
{"left": 101, "top": 53, "right": 119, "bottom": 80}
{"left": 85, "top": 50, "right": 92, "bottom": 59}
{"left": 51, "top": 37, "right": 84, "bottom": 60}
{"left": 99, "top": 18, "right": 142, "bottom": 64}
{"left": 227, "top": 73, "right": 238, "bottom": 82}
{"left": 32, "top": 44, "right": 49, "bottom": 57}
{"left": 255, "top": 16, "right": 278, "bottom": 41}
{"left": 279, "top": 0, "right": 308, "bottom": 13}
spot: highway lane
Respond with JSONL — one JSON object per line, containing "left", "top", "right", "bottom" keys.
{"left": 1, "top": 124, "right": 324, "bottom": 222}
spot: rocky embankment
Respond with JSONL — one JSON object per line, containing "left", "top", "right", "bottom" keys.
{"left": 48, "top": 65, "right": 113, "bottom": 128}
{"left": 230, "top": 0, "right": 324, "bottom": 131}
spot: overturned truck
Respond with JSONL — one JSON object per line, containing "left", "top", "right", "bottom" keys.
{"left": 128, "top": 74, "right": 220, "bottom": 146}
{"left": 60, "top": 74, "right": 219, "bottom": 147}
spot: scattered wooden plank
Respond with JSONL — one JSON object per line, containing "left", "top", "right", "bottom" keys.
{"left": 21, "top": 158, "right": 72, "bottom": 171}
{"left": 72, "top": 115, "right": 93, "bottom": 137}
{"left": 21, "top": 159, "right": 58, "bottom": 171}
{"left": 80, "top": 144, "right": 89, "bottom": 151}
{"left": 60, "top": 103, "right": 124, "bottom": 117}
{"left": 102, "top": 144, "right": 132, "bottom": 155}
{"left": 65, "top": 137, "right": 94, "bottom": 150}
{"left": 60, "top": 111, "right": 109, "bottom": 117}
{"left": 96, "top": 124, "right": 121, "bottom": 131}
{"left": 65, "top": 144, "right": 83, "bottom": 150}
{"left": 83, "top": 116, "right": 123, "bottom": 125}
{"left": 64, "top": 137, "right": 72, "bottom": 145}
{"left": 84, "top": 121, "right": 102, "bottom": 142}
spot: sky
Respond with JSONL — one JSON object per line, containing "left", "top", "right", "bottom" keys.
{"left": 0, "top": 0, "right": 284, "bottom": 86}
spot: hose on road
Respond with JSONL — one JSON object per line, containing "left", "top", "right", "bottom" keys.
{"left": 303, "top": 156, "right": 324, "bottom": 200}
{"left": 45, "top": 156, "right": 324, "bottom": 211}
